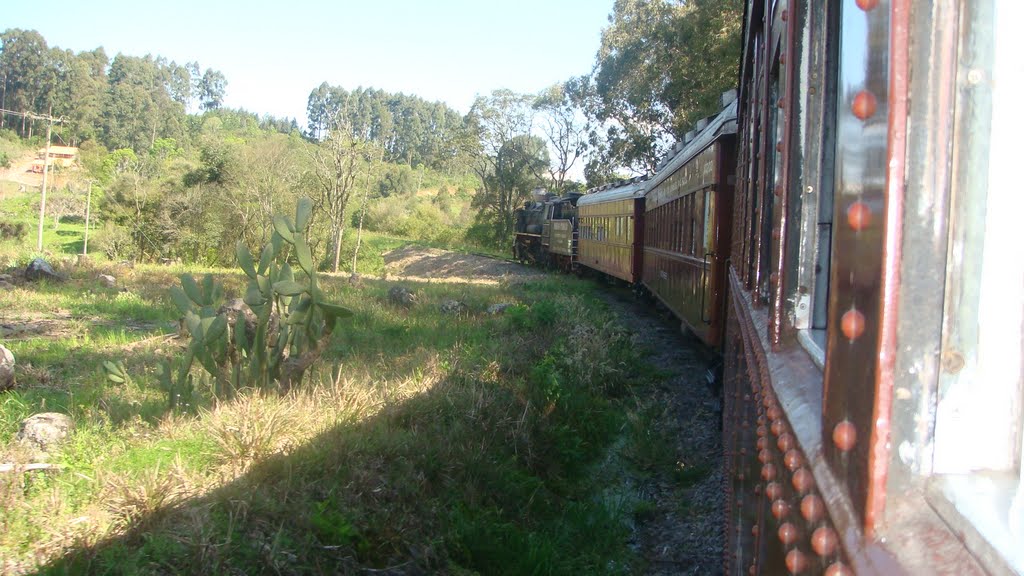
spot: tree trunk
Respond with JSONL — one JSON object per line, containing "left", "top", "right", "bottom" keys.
{"left": 351, "top": 149, "right": 380, "bottom": 273}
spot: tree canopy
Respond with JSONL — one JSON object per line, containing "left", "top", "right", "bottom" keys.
{"left": 582, "top": 0, "right": 743, "bottom": 174}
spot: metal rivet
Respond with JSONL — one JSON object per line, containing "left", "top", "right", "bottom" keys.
{"left": 759, "top": 449, "right": 772, "bottom": 464}
{"left": 825, "top": 561, "right": 853, "bottom": 576}
{"left": 776, "top": 141, "right": 784, "bottom": 153}
{"left": 766, "top": 481, "right": 783, "bottom": 501}
{"left": 752, "top": 524, "right": 760, "bottom": 536}
{"left": 772, "top": 499, "right": 790, "bottom": 520}
{"left": 852, "top": 90, "right": 878, "bottom": 120}
{"left": 855, "top": 0, "right": 880, "bottom": 10}
{"left": 792, "top": 468, "right": 814, "bottom": 493}
{"left": 833, "top": 420, "right": 857, "bottom": 452}
{"left": 785, "top": 549, "right": 809, "bottom": 574}
{"left": 812, "top": 526, "right": 839, "bottom": 557}
{"left": 784, "top": 449, "right": 803, "bottom": 471}
{"left": 777, "top": 433, "right": 794, "bottom": 453}
{"left": 757, "top": 437, "right": 767, "bottom": 451}
{"left": 762, "top": 463, "right": 778, "bottom": 481}
{"left": 840, "top": 309, "right": 865, "bottom": 341}
{"left": 778, "top": 522, "right": 799, "bottom": 545}
{"left": 757, "top": 425, "right": 768, "bottom": 438}
{"left": 780, "top": 52, "right": 787, "bottom": 65}
{"left": 767, "top": 406, "right": 782, "bottom": 421}
{"left": 781, "top": 8, "right": 788, "bottom": 21}
{"left": 847, "top": 202, "right": 872, "bottom": 231}
{"left": 771, "top": 420, "right": 786, "bottom": 437}
{"left": 800, "top": 494, "right": 824, "bottom": 523}
{"left": 778, "top": 97, "right": 786, "bottom": 109}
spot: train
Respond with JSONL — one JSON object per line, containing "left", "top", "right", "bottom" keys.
{"left": 513, "top": 0, "right": 1022, "bottom": 574}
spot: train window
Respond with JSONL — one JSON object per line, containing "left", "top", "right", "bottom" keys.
{"left": 929, "top": 1, "right": 1024, "bottom": 571}
{"left": 789, "top": 0, "right": 841, "bottom": 366}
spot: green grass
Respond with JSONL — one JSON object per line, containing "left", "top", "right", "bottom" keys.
{"left": 0, "top": 251, "right": 672, "bottom": 575}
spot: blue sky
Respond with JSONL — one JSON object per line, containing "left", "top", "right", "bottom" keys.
{"left": 4, "top": 0, "right": 615, "bottom": 124}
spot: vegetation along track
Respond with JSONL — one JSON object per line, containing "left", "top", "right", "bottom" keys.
{"left": 389, "top": 248, "right": 726, "bottom": 575}
{"left": 0, "top": 246, "right": 724, "bottom": 574}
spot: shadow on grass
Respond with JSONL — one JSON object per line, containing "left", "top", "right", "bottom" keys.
{"left": 37, "top": 366, "right": 630, "bottom": 576}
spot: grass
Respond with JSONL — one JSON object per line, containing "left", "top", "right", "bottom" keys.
{"left": 0, "top": 245, "right": 688, "bottom": 575}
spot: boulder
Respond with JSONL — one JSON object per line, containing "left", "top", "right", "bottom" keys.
{"left": 97, "top": 274, "right": 117, "bottom": 288}
{"left": 17, "top": 412, "right": 73, "bottom": 452}
{"left": 387, "top": 286, "right": 417, "bottom": 308}
{"left": 24, "top": 258, "right": 62, "bottom": 282}
{"left": 0, "top": 345, "right": 14, "bottom": 392}
{"left": 440, "top": 299, "right": 466, "bottom": 315}
{"left": 487, "top": 303, "right": 515, "bottom": 315}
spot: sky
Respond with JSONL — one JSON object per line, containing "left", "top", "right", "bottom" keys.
{"left": 3, "top": 0, "right": 615, "bottom": 126}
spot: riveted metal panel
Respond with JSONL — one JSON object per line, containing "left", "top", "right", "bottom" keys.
{"left": 821, "top": 0, "right": 891, "bottom": 530}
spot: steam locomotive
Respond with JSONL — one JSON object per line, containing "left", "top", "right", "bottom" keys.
{"left": 514, "top": 0, "right": 1022, "bottom": 574}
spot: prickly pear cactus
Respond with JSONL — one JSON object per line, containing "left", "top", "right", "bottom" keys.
{"left": 169, "top": 197, "right": 353, "bottom": 400}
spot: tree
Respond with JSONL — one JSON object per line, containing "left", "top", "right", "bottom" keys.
{"left": 197, "top": 68, "right": 227, "bottom": 111}
{"left": 585, "top": 0, "right": 743, "bottom": 173}
{"left": 309, "top": 127, "right": 366, "bottom": 272}
{"left": 534, "top": 81, "right": 589, "bottom": 193}
{"left": 465, "top": 89, "right": 539, "bottom": 246}
{"left": 471, "top": 134, "right": 549, "bottom": 246}
{"left": 0, "top": 29, "right": 50, "bottom": 135}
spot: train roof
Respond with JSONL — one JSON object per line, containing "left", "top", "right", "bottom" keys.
{"left": 647, "top": 94, "right": 738, "bottom": 191}
{"left": 577, "top": 174, "right": 651, "bottom": 206}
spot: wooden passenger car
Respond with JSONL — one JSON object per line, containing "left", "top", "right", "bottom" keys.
{"left": 723, "top": 0, "right": 1022, "bottom": 575}
{"left": 642, "top": 97, "right": 737, "bottom": 348}
{"left": 576, "top": 178, "right": 647, "bottom": 284}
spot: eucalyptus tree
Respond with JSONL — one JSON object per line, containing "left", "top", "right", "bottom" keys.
{"left": 197, "top": 68, "right": 227, "bottom": 111}
{"left": 533, "top": 82, "right": 589, "bottom": 193}
{"left": 465, "top": 89, "right": 552, "bottom": 245}
{"left": 585, "top": 0, "right": 743, "bottom": 173}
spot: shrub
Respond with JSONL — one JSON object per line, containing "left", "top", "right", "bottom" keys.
{"left": 0, "top": 221, "right": 25, "bottom": 241}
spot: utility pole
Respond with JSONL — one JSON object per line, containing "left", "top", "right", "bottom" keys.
{"left": 83, "top": 179, "right": 93, "bottom": 255}
{"left": 37, "top": 112, "right": 53, "bottom": 252}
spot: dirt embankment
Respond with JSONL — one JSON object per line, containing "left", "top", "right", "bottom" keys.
{"left": 0, "top": 151, "right": 43, "bottom": 189}
{"left": 382, "top": 245, "right": 545, "bottom": 284}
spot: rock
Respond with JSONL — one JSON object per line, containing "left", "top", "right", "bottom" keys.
{"left": 0, "top": 273, "right": 13, "bottom": 282}
{"left": 348, "top": 273, "right": 362, "bottom": 287}
{"left": 97, "top": 274, "right": 116, "bottom": 288}
{"left": 487, "top": 303, "right": 515, "bottom": 315}
{"left": 387, "top": 286, "right": 417, "bottom": 308}
{"left": 0, "top": 280, "right": 12, "bottom": 290}
{"left": 440, "top": 299, "right": 466, "bottom": 315}
{"left": 17, "top": 412, "right": 73, "bottom": 452}
{"left": 24, "top": 258, "right": 62, "bottom": 282}
{"left": 217, "top": 298, "right": 258, "bottom": 342}
{"left": 0, "top": 345, "right": 14, "bottom": 392}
